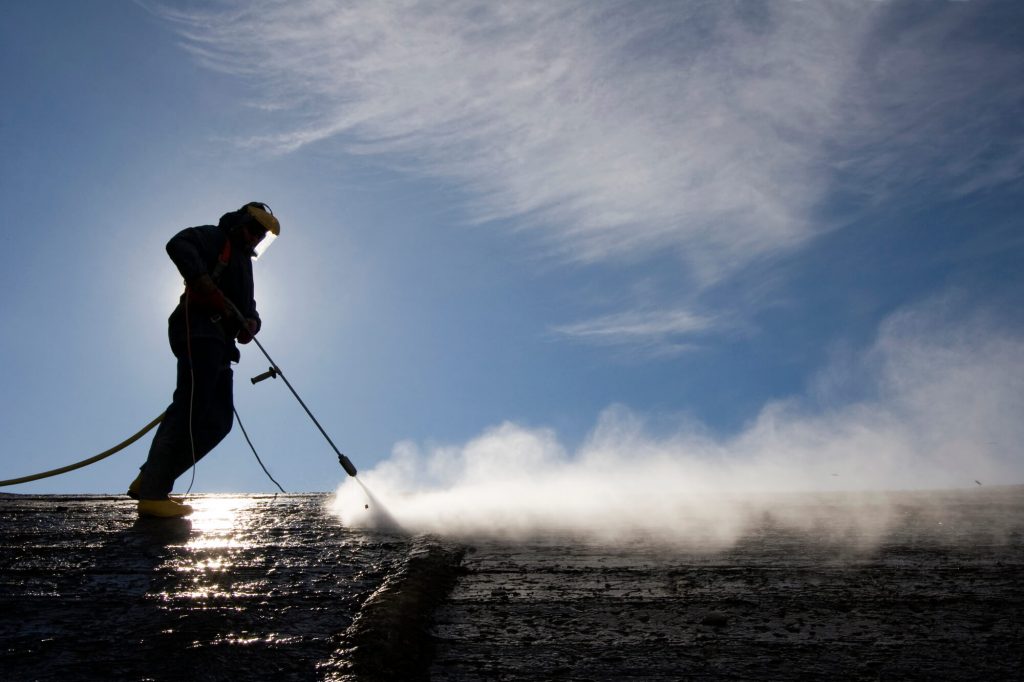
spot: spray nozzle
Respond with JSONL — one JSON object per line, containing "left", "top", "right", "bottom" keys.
{"left": 337, "top": 454, "right": 358, "bottom": 475}
{"left": 338, "top": 453, "right": 358, "bottom": 477}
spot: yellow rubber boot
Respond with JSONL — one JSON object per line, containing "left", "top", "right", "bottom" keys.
{"left": 138, "top": 498, "right": 194, "bottom": 518}
{"left": 127, "top": 474, "right": 184, "bottom": 504}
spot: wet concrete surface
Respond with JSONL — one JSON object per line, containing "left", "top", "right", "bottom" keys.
{"left": 2, "top": 487, "right": 1023, "bottom": 680}
{"left": 0, "top": 494, "right": 416, "bottom": 681}
{"left": 429, "top": 486, "right": 1024, "bottom": 680}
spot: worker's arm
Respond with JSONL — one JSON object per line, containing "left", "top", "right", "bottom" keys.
{"left": 237, "top": 257, "right": 261, "bottom": 341}
{"left": 166, "top": 226, "right": 219, "bottom": 283}
{"left": 167, "top": 227, "right": 228, "bottom": 314}
{"left": 236, "top": 318, "right": 259, "bottom": 344}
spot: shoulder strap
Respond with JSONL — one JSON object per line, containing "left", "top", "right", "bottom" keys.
{"left": 211, "top": 236, "right": 232, "bottom": 282}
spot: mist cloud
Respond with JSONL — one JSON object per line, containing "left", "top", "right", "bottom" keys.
{"left": 333, "top": 300, "right": 1024, "bottom": 544}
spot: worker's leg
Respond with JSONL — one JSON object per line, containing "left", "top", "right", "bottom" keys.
{"left": 166, "top": 359, "right": 234, "bottom": 483}
{"left": 138, "top": 339, "right": 230, "bottom": 499}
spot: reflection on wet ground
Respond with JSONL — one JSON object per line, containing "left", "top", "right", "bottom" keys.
{"left": 0, "top": 494, "right": 409, "bottom": 681}
{"left": 2, "top": 486, "right": 1023, "bottom": 680}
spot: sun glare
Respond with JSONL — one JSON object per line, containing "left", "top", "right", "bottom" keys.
{"left": 184, "top": 495, "right": 257, "bottom": 550}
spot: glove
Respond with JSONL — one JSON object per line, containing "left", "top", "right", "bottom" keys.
{"left": 187, "top": 274, "right": 228, "bottom": 315}
{"left": 237, "top": 319, "right": 258, "bottom": 344}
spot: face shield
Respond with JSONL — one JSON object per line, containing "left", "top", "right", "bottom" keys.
{"left": 245, "top": 202, "right": 281, "bottom": 260}
{"left": 253, "top": 231, "right": 276, "bottom": 260}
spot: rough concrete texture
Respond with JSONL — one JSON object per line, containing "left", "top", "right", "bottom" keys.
{"left": 2, "top": 486, "right": 1022, "bottom": 680}
{"left": 430, "top": 486, "right": 1024, "bottom": 680}
{"left": 322, "top": 537, "right": 466, "bottom": 681}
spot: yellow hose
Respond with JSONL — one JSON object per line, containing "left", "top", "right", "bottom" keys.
{"left": 0, "top": 413, "right": 165, "bottom": 487}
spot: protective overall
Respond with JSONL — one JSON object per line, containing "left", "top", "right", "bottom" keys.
{"left": 134, "top": 204, "right": 275, "bottom": 508}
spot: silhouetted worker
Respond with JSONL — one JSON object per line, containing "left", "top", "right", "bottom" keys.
{"left": 129, "top": 202, "right": 280, "bottom": 517}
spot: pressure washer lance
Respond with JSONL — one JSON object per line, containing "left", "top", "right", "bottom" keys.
{"left": 226, "top": 299, "right": 359, "bottom": 478}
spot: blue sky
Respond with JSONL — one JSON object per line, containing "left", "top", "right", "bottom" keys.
{"left": 2, "top": 0, "right": 1022, "bottom": 497}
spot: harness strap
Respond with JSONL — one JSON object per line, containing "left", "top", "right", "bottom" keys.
{"left": 211, "top": 236, "right": 232, "bottom": 283}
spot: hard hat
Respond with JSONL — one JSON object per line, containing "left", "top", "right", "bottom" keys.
{"left": 244, "top": 202, "right": 280, "bottom": 236}
{"left": 242, "top": 201, "right": 280, "bottom": 259}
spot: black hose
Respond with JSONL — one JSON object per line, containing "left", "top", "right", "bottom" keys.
{"left": 233, "top": 407, "right": 286, "bottom": 494}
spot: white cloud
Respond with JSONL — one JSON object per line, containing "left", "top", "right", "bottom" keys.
{"left": 333, "top": 300, "right": 1024, "bottom": 544}
{"left": 829, "top": 2, "right": 1024, "bottom": 204}
{"left": 155, "top": 0, "right": 1024, "bottom": 356}
{"left": 551, "top": 308, "right": 716, "bottom": 356}
{"left": 155, "top": 0, "right": 883, "bottom": 282}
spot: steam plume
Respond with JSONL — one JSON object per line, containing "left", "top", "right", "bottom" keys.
{"left": 333, "top": 302, "right": 1024, "bottom": 545}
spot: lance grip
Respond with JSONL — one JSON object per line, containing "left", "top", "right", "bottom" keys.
{"left": 251, "top": 367, "right": 279, "bottom": 385}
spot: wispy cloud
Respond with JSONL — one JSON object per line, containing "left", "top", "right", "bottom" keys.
{"left": 334, "top": 299, "right": 1024, "bottom": 543}
{"left": 155, "top": 0, "right": 1023, "bottom": 352}
{"left": 154, "top": 1, "right": 880, "bottom": 280}
{"left": 551, "top": 308, "right": 716, "bottom": 356}
{"left": 829, "top": 3, "right": 1024, "bottom": 204}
